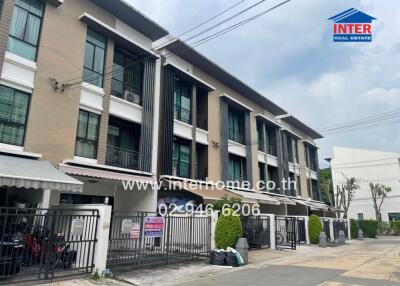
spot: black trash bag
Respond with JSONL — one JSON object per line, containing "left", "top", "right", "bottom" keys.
{"left": 210, "top": 250, "right": 225, "bottom": 265}
{"left": 225, "top": 251, "right": 239, "bottom": 267}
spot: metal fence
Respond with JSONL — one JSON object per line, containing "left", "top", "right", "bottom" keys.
{"left": 275, "top": 216, "right": 297, "bottom": 250}
{"left": 0, "top": 207, "right": 99, "bottom": 284}
{"left": 333, "top": 220, "right": 348, "bottom": 240}
{"left": 321, "top": 218, "right": 331, "bottom": 241}
{"left": 241, "top": 216, "right": 271, "bottom": 249}
{"left": 107, "top": 212, "right": 211, "bottom": 269}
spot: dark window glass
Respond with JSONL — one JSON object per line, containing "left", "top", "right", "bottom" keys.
{"left": 228, "top": 155, "right": 245, "bottom": 182}
{"left": 75, "top": 109, "right": 100, "bottom": 159}
{"left": 173, "top": 141, "right": 190, "bottom": 178}
{"left": 388, "top": 213, "right": 400, "bottom": 221}
{"left": 266, "top": 126, "right": 277, "bottom": 156}
{"left": 60, "top": 193, "right": 113, "bottom": 206}
{"left": 257, "top": 121, "right": 265, "bottom": 152}
{"left": 357, "top": 213, "right": 364, "bottom": 220}
{"left": 111, "top": 47, "right": 144, "bottom": 105}
{"left": 0, "top": 85, "right": 30, "bottom": 146}
{"left": 174, "top": 78, "right": 191, "bottom": 124}
{"left": 7, "top": 0, "right": 44, "bottom": 61}
{"left": 228, "top": 108, "right": 244, "bottom": 144}
{"left": 258, "top": 162, "right": 265, "bottom": 190}
{"left": 83, "top": 29, "right": 106, "bottom": 88}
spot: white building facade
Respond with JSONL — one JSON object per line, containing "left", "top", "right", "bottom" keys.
{"left": 331, "top": 147, "right": 400, "bottom": 222}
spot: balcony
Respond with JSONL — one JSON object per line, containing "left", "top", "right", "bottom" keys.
{"left": 111, "top": 79, "right": 142, "bottom": 106}
{"left": 196, "top": 113, "right": 208, "bottom": 131}
{"left": 174, "top": 105, "right": 191, "bottom": 125}
{"left": 106, "top": 145, "right": 139, "bottom": 170}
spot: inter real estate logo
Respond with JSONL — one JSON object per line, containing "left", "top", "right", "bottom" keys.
{"left": 328, "top": 8, "right": 376, "bottom": 42}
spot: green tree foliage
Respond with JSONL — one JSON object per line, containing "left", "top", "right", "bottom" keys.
{"left": 308, "top": 215, "right": 322, "bottom": 244}
{"left": 369, "top": 183, "right": 392, "bottom": 234}
{"left": 212, "top": 195, "right": 241, "bottom": 213}
{"left": 319, "top": 168, "right": 334, "bottom": 206}
{"left": 357, "top": 220, "right": 378, "bottom": 238}
{"left": 390, "top": 221, "right": 400, "bottom": 235}
{"left": 350, "top": 219, "right": 359, "bottom": 239}
{"left": 215, "top": 208, "right": 243, "bottom": 249}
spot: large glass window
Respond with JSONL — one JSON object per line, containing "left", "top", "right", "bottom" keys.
{"left": 228, "top": 155, "right": 245, "bottom": 182}
{"left": 83, "top": 29, "right": 106, "bottom": 88}
{"left": 173, "top": 141, "right": 190, "bottom": 178}
{"left": 174, "top": 78, "right": 191, "bottom": 124}
{"left": 7, "top": 0, "right": 44, "bottom": 61}
{"left": 111, "top": 47, "right": 144, "bottom": 105}
{"left": 75, "top": 110, "right": 100, "bottom": 159}
{"left": 257, "top": 121, "right": 264, "bottom": 152}
{"left": 228, "top": 108, "right": 244, "bottom": 144}
{"left": 0, "top": 85, "right": 30, "bottom": 146}
{"left": 389, "top": 213, "right": 400, "bottom": 222}
{"left": 266, "top": 126, "right": 277, "bottom": 156}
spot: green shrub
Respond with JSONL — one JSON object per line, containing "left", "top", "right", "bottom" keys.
{"left": 357, "top": 220, "right": 378, "bottom": 238}
{"left": 390, "top": 221, "right": 400, "bottom": 235}
{"left": 381, "top": 222, "right": 391, "bottom": 235}
{"left": 308, "top": 215, "right": 322, "bottom": 244}
{"left": 350, "top": 219, "right": 359, "bottom": 239}
{"left": 215, "top": 208, "right": 242, "bottom": 249}
{"left": 212, "top": 196, "right": 241, "bottom": 213}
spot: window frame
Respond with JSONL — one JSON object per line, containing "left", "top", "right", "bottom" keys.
{"left": 228, "top": 107, "right": 244, "bottom": 144}
{"left": 173, "top": 140, "right": 191, "bottom": 178}
{"left": 174, "top": 77, "right": 192, "bottom": 125}
{"left": 74, "top": 109, "right": 100, "bottom": 159}
{"left": 0, "top": 85, "right": 30, "bottom": 146}
{"left": 83, "top": 29, "right": 107, "bottom": 88}
{"left": 228, "top": 154, "right": 245, "bottom": 182}
{"left": 7, "top": 0, "right": 45, "bottom": 61}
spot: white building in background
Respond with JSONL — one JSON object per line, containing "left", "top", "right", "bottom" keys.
{"left": 330, "top": 147, "right": 400, "bottom": 222}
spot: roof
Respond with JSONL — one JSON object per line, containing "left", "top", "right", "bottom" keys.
{"left": 328, "top": 8, "right": 376, "bottom": 23}
{"left": 0, "top": 155, "right": 83, "bottom": 192}
{"left": 225, "top": 189, "right": 281, "bottom": 205}
{"left": 280, "top": 115, "right": 323, "bottom": 139}
{"left": 90, "top": 0, "right": 169, "bottom": 40}
{"left": 160, "top": 39, "right": 287, "bottom": 116}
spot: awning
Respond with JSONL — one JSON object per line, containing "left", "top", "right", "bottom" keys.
{"left": 225, "top": 189, "right": 281, "bottom": 205}
{"left": 0, "top": 155, "right": 83, "bottom": 192}
{"left": 262, "top": 193, "right": 296, "bottom": 205}
{"left": 59, "top": 164, "right": 155, "bottom": 183}
{"left": 162, "top": 179, "right": 253, "bottom": 204}
{"left": 292, "top": 199, "right": 329, "bottom": 211}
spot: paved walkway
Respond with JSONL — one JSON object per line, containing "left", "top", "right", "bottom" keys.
{"left": 41, "top": 236, "right": 400, "bottom": 286}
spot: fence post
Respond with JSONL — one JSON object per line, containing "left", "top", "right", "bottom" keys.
{"left": 210, "top": 211, "right": 218, "bottom": 250}
{"left": 347, "top": 219, "right": 351, "bottom": 239}
{"left": 304, "top": 216, "right": 310, "bottom": 245}
{"left": 329, "top": 218, "right": 334, "bottom": 241}
{"left": 92, "top": 205, "right": 112, "bottom": 273}
{"left": 269, "top": 214, "right": 276, "bottom": 250}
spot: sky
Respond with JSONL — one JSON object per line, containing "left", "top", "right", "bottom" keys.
{"left": 128, "top": 0, "right": 400, "bottom": 167}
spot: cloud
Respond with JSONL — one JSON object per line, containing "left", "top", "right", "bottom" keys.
{"left": 360, "top": 88, "right": 400, "bottom": 106}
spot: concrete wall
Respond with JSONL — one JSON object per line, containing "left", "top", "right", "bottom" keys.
{"left": 331, "top": 146, "right": 400, "bottom": 221}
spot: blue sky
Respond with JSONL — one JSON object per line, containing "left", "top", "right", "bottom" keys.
{"left": 128, "top": 0, "right": 400, "bottom": 167}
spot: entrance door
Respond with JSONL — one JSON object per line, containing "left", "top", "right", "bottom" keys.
{"left": 275, "top": 216, "right": 297, "bottom": 250}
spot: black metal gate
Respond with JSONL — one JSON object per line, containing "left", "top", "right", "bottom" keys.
{"left": 333, "top": 220, "right": 348, "bottom": 240}
{"left": 241, "top": 216, "right": 270, "bottom": 249}
{"left": 295, "top": 217, "right": 306, "bottom": 244}
{"left": 275, "top": 216, "right": 297, "bottom": 250}
{"left": 107, "top": 212, "right": 211, "bottom": 269}
{"left": 0, "top": 207, "right": 99, "bottom": 284}
{"left": 322, "top": 219, "right": 331, "bottom": 241}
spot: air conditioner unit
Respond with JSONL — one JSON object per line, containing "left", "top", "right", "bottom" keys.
{"left": 124, "top": 90, "right": 140, "bottom": 104}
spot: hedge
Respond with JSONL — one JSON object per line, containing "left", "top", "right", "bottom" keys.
{"left": 390, "top": 221, "right": 400, "bottom": 235}
{"left": 357, "top": 220, "right": 378, "bottom": 238}
{"left": 308, "top": 215, "right": 322, "bottom": 244}
{"left": 215, "top": 208, "right": 243, "bottom": 249}
{"left": 350, "top": 219, "right": 359, "bottom": 239}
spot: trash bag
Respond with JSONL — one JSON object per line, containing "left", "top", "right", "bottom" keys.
{"left": 225, "top": 251, "right": 239, "bottom": 267}
{"left": 210, "top": 250, "right": 226, "bottom": 265}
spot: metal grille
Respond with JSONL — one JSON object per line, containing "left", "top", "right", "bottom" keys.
{"left": 333, "top": 220, "right": 348, "bottom": 240}
{"left": 275, "top": 216, "right": 297, "bottom": 250}
{"left": 241, "top": 216, "right": 270, "bottom": 249}
{"left": 0, "top": 207, "right": 99, "bottom": 284}
{"left": 322, "top": 219, "right": 331, "bottom": 241}
{"left": 295, "top": 217, "right": 306, "bottom": 244}
{"left": 107, "top": 212, "right": 211, "bottom": 269}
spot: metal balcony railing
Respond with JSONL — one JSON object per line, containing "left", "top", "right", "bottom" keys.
{"left": 174, "top": 105, "right": 191, "bottom": 125}
{"left": 106, "top": 145, "right": 139, "bottom": 170}
{"left": 196, "top": 113, "right": 208, "bottom": 131}
{"left": 111, "top": 79, "right": 142, "bottom": 105}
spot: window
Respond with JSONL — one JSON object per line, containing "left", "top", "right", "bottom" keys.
{"left": 357, "top": 213, "right": 364, "bottom": 220}
{"left": 267, "top": 165, "right": 279, "bottom": 193}
{"left": 293, "top": 139, "right": 299, "bottom": 163}
{"left": 60, "top": 193, "right": 113, "bottom": 206}
{"left": 388, "top": 213, "right": 400, "bottom": 222}
{"left": 111, "top": 47, "right": 144, "bottom": 105}
{"left": 228, "top": 155, "right": 245, "bottom": 182}
{"left": 75, "top": 110, "right": 100, "bottom": 159}
{"left": 286, "top": 135, "right": 294, "bottom": 163}
{"left": 0, "top": 85, "right": 30, "bottom": 146}
{"left": 83, "top": 29, "right": 106, "bottom": 88}
{"left": 174, "top": 78, "right": 191, "bottom": 124}
{"left": 257, "top": 121, "right": 264, "bottom": 152}
{"left": 266, "top": 126, "right": 277, "bottom": 156}
{"left": 296, "top": 175, "right": 301, "bottom": 196}
{"left": 173, "top": 141, "right": 190, "bottom": 178}
{"left": 259, "top": 163, "right": 265, "bottom": 190}
{"left": 7, "top": 0, "right": 44, "bottom": 61}
{"left": 228, "top": 108, "right": 244, "bottom": 144}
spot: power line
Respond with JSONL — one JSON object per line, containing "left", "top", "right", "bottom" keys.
{"left": 330, "top": 157, "right": 399, "bottom": 166}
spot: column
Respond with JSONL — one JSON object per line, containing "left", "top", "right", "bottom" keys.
{"left": 0, "top": 0, "right": 15, "bottom": 74}
{"left": 191, "top": 85, "right": 197, "bottom": 179}
{"left": 220, "top": 99, "right": 229, "bottom": 182}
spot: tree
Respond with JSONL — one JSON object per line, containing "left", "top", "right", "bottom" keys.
{"left": 369, "top": 183, "right": 391, "bottom": 234}
{"left": 319, "top": 168, "right": 334, "bottom": 206}
{"left": 335, "top": 175, "right": 360, "bottom": 219}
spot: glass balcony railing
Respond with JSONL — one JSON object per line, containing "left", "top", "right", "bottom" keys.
{"left": 174, "top": 105, "right": 191, "bottom": 125}
{"left": 196, "top": 113, "right": 208, "bottom": 131}
{"left": 111, "top": 79, "right": 142, "bottom": 106}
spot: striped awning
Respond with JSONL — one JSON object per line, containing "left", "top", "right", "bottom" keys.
{"left": 0, "top": 155, "right": 83, "bottom": 192}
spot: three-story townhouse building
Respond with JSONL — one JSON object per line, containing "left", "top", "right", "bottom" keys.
{"left": 0, "top": 0, "right": 327, "bottom": 216}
